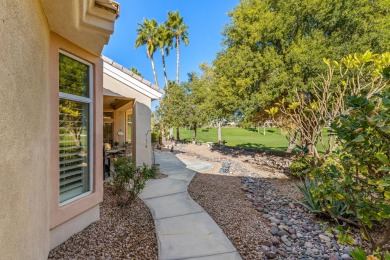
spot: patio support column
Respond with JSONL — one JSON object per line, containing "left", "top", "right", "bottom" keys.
{"left": 132, "top": 101, "right": 152, "bottom": 166}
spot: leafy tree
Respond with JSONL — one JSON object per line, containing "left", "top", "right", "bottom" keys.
{"left": 165, "top": 11, "right": 189, "bottom": 85}
{"left": 215, "top": 0, "right": 390, "bottom": 123}
{"left": 182, "top": 70, "right": 210, "bottom": 143}
{"left": 135, "top": 18, "right": 159, "bottom": 87}
{"left": 279, "top": 51, "right": 390, "bottom": 157}
{"left": 160, "top": 81, "right": 188, "bottom": 140}
{"left": 196, "top": 63, "right": 237, "bottom": 143}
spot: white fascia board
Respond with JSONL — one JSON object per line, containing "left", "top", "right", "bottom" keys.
{"left": 103, "top": 62, "right": 163, "bottom": 100}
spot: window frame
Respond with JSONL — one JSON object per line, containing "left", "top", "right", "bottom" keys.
{"left": 58, "top": 50, "right": 94, "bottom": 206}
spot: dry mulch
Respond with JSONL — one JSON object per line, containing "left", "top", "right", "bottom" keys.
{"left": 188, "top": 172, "right": 272, "bottom": 259}
{"left": 48, "top": 184, "right": 157, "bottom": 260}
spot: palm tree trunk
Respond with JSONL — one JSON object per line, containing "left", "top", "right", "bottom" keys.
{"left": 161, "top": 47, "right": 168, "bottom": 88}
{"left": 148, "top": 51, "right": 159, "bottom": 87}
{"left": 176, "top": 35, "right": 180, "bottom": 85}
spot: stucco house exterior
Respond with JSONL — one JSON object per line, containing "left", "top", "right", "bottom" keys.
{"left": 102, "top": 56, "right": 163, "bottom": 167}
{"left": 0, "top": 1, "right": 125, "bottom": 258}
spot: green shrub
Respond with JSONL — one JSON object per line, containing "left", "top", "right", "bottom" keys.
{"left": 296, "top": 177, "right": 350, "bottom": 220}
{"left": 113, "top": 157, "right": 156, "bottom": 206}
{"left": 151, "top": 130, "right": 160, "bottom": 143}
{"left": 289, "top": 156, "right": 313, "bottom": 177}
{"left": 311, "top": 93, "right": 390, "bottom": 253}
{"left": 350, "top": 247, "right": 390, "bottom": 260}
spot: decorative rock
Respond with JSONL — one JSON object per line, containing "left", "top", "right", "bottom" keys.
{"left": 303, "top": 226, "right": 313, "bottom": 232}
{"left": 256, "top": 207, "right": 264, "bottom": 212}
{"left": 246, "top": 177, "right": 255, "bottom": 183}
{"left": 277, "top": 249, "right": 286, "bottom": 257}
{"left": 319, "top": 234, "right": 331, "bottom": 242}
{"left": 278, "top": 225, "right": 289, "bottom": 232}
{"left": 263, "top": 214, "right": 271, "bottom": 219}
{"left": 269, "top": 222, "right": 278, "bottom": 227}
{"left": 305, "top": 248, "right": 313, "bottom": 256}
{"left": 281, "top": 236, "right": 292, "bottom": 247}
{"left": 288, "top": 228, "right": 296, "bottom": 235}
{"left": 277, "top": 230, "right": 289, "bottom": 237}
{"left": 262, "top": 245, "right": 270, "bottom": 252}
{"left": 271, "top": 237, "right": 280, "bottom": 246}
{"left": 265, "top": 252, "right": 277, "bottom": 259}
{"left": 288, "top": 202, "right": 295, "bottom": 208}
{"left": 263, "top": 240, "right": 272, "bottom": 247}
{"left": 269, "top": 217, "right": 281, "bottom": 224}
{"left": 304, "top": 242, "right": 313, "bottom": 248}
{"left": 341, "top": 254, "right": 352, "bottom": 260}
{"left": 270, "top": 227, "right": 279, "bottom": 235}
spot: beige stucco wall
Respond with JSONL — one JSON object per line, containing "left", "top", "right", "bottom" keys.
{"left": 49, "top": 33, "right": 104, "bottom": 247}
{"left": 133, "top": 102, "right": 153, "bottom": 166}
{"left": 0, "top": 1, "right": 51, "bottom": 259}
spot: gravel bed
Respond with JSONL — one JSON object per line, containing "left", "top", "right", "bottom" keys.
{"left": 188, "top": 172, "right": 271, "bottom": 259}
{"left": 48, "top": 184, "right": 157, "bottom": 259}
{"left": 179, "top": 144, "right": 364, "bottom": 260}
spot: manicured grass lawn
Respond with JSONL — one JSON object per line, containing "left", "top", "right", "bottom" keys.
{"left": 176, "top": 127, "right": 289, "bottom": 151}
{"left": 175, "top": 127, "right": 331, "bottom": 153}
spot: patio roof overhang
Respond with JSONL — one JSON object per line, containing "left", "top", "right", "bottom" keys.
{"left": 41, "top": 0, "right": 119, "bottom": 56}
{"left": 103, "top": 94, "right": 134, "bottom": 112}
{"left": 103, "top": 57, "right": 164, "bottom": 101}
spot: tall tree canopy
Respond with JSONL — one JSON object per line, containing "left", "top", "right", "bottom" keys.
{"left": 166, "top": 11, "right": 189, "bottom": 85}
{"left": 135, "top": 19, "right": 159, "bottom": 87}
{"left": 214, "top": 0, "right": 390, "bottom": 123}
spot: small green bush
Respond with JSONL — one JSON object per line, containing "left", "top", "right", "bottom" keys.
{"left": 310, "top": 92, "right": 390, "bottom": 253}
{"left": 113, "top": 157, "right": 156, "bottom": 206}
{"left": 289, "top": 156, "right": 313, "bottom": 177}
{"left": 296, "top": 177, "right": 350, "bottom": 221}
{"left": 151, "top": 130, "right": 160, "bottom": 143}
{"left": 350, "top": 247, "right": 390, "bottom": 260}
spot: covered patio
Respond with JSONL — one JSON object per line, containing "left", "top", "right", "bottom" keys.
{"left": 102, "top": 56, "right": 164, "bottom": 167}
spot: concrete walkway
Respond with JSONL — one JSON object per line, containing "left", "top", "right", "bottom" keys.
{"left": 139, "top": 151, "right": 242, "bottom": 260}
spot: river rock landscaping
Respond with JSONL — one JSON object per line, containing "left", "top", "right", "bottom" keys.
{"left": 179, "top": 143, "right": 366, "bottom": 260}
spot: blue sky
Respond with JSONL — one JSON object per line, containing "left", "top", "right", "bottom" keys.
{"left": 103, "top": 0, "right": 239, "bottom": 88}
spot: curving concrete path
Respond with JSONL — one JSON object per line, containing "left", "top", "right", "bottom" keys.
{"left": 139, "top": 151, "right": 242, "bottom": 260}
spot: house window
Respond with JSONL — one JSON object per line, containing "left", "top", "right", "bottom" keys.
{"left": 59, "top": 52, "right": 93, "bottom": 204}
{"left": 126, "top": 112, "right": 132, "bottom": 143}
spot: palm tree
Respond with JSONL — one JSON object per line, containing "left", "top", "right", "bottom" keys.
{"left": 165, "top": 11, "right": 189, "bottom": 85}
{"left": 135, "top": 19, "right": 159, "bottom": 87}
{"left": 130, "top": 67, "right": 142, "bottom": 77}
{"left": 156, "top": 24, "right": 173, "bottom": 88}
